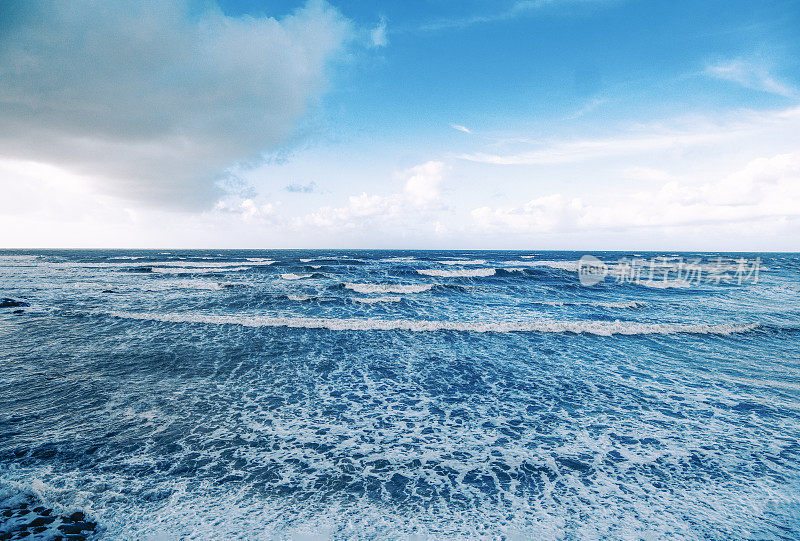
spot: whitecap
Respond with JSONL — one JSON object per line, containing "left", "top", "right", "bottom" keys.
{"left": 281, "top": 273, "right": 313, "bottom": 280}
{"left": 638, "top": 279, "right": 692, "bottom": 289}
{"left": 351, "top": 296, "right": 402, "bottom": 304}
{"left": 108, "top": 311, "right": 758, "bottom": 336}
{"left": 417, "top": 268, "right": 496, "bottom": 277}
{"left": 344, "top": 283, "right": 433, "bottom": 294}
{"left": 287, "top": 294, "right": 315, "bottom": 301}
{"left": 437, "top": 259, "right": 486, "bottom": 265}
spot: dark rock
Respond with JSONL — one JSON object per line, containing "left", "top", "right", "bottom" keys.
{"left": 0, "top": 298, "right": 29, "bottom": 308}
{"left": 59, "top": 524, "right": 89, "bottom": 535}
{"left": 67, "top": 512, "right": 85, "bottom": 522}
{"left": 27, "top": 516, "right": 55, "bottom": 527}
{"left": 12, "top": 309, "right": 24, "bottom": 314}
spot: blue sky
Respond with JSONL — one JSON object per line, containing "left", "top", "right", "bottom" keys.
{"left": 1, "top": 0, "right": 799, "bottom": 248}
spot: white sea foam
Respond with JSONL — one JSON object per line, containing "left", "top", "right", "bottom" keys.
{"left": 345, "top": 283, "right": 433, "bottom": 294}
{"left": 108, "top": 311, "right": 758, "bottom": 336}
{"left": 152, "top": 266, "right": 250, "bottom": 274}
{"left": 281, "top": 273, "right": 313, "bottom": 280}
{"left": 534, "top": 300, "right": 646, "bottom": 309}
{"left": 638, "top": 279, "right": 692, "bottom": 289}
{"left": 309, "top": 265, "right": 322, "bottom": 269}
{"left": 74, "top": 260, "right": 273, "bottom": 269}
{"left": 418, "top": 268, "right": 496, "bottom": 277}
{"left": 299, "top": 258, "right": 314, "bottom": 263}
{"left": 438, "top": 259, "right": 486, "bottom": 265}
{"left": 287, "top": 294, "right": 315, "bottom": 301}
{"left": 351, "top": 296, "right": 402, "bottom": 304}
{"left": 245, "top": 258, "right": 276, "bottom": 264}
{"left": 516, "top": 260, "right": 580, "bottom": 271}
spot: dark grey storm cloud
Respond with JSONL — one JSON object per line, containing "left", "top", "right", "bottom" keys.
{"left": 0, "top": 0, "right": 351, "bottom": 208}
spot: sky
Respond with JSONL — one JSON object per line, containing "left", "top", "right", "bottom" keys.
{"left": 1, "top": 0, "right": 799, "bottom": 249}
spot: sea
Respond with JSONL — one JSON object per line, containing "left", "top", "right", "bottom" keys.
{"left": 1, "top": 249, "right": 799, "bottom": 539}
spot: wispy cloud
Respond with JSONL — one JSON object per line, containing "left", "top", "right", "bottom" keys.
{"left": 285, "top": 181, "right": 318, "bottom": 193}
{"left": 705, "top": 59, "right": 797, "bottom": 98}
{"left": 419, "top": 0, "right": 615, "bottom": 31}
{"left": 451, "top": 124, "right": 473, "bottom": 134}
{"left": 458, "top": 107, "right": 800, "bottom": 165}
{"left": 370, "top": 16, "right": 388, "bottom": 47}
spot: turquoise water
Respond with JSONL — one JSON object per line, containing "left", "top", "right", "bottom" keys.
{"left": 1, "top": 250, "right": 799, "bottom": 539}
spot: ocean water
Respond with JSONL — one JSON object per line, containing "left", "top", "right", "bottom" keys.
{"left": 1, "top": 249, "right": 799, "bottom": 539}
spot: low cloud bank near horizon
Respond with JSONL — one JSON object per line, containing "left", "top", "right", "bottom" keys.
{"left": 0, "top": 0, "right": 352, "bottom": 208}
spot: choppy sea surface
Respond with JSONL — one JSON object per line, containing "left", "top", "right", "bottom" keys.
{"left": 1, "top": 249, "right": 799, "bottom": 540}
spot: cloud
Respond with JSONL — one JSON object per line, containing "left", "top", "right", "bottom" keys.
{"left": 451, "top": 124, "right": 473, "bottom": 134}
{"left": 285, "top": 181, "right": 319, "bottom": 193}
{"left": 370, "top": 17, "right": 388, "bottom": 47}
{"left": 705, "top": 59, "right": 797, "bottom": 98}
{"left": 402, "top": 161, "right": 447, "bottom": 205}
{"left": 215, "top": 198, "right": 279, "bottom": 225}
{"left": 0, "top": 0, "right": 352, "bottom": 209}
{"left": 419, "top": 0, "right": 615, "bottom": 31}
{"left": 457, "top": 106, "right": 800, "bottom": 165}
{"left": 470, "top": 151, "right": 800, "bottom": 233}
{"left": 301, "top": 161, "right": 447, "bottom": 228}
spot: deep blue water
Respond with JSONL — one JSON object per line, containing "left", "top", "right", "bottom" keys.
{"left": 1, "top": 249, "right": 799, "bottom": 539}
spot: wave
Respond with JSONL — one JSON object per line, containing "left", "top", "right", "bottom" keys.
{"left": 418, "top": 268, "right": 496, "bottom": 277}
{"left": 299, "top": 258, "right": 314, "bottom": 263}
{"left": 246, "top": 258, "right": 276, "bottom": 264}
{"left": 281, "top": 273, "right": 313, "bottom": 280}
{"left": 287, "top": 294, "right": 315, "bottom": 301}
{"left": 152, "top": 266, "right": 250, "bottom": 274}
{"left": 344, "top": 283, "right": 433, "bottom": 294}
{"left": 106, "top": 311, "right": 758, "bottom": 336}
{"left": 637, "top": 279, "right": 692, "bottom": 289}
{"left": 437, "top": 259, "right": 486, "bottom": 265}
{"left": 533, "top": 300, "right": 646, "bottom": 309}
{"left": 351, "top": 296, "right": 402, "bottom": 304}
{"left": 511, "top": 260, "right": 580, "bottom": 271}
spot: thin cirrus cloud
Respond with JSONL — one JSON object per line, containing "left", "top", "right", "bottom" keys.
{"left": 418, "top": 0, "right": 616, "bottom": 31}
{"left": 456, "top": 107, "right": 800, "bottom": 166}
{"left": 0, "top": 0, "right": 352, "bottom": 209}
{"left": 705, "top": 59, "right": 797, "bottom": 98}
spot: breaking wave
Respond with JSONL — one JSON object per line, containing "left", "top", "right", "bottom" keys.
{"left": 437, "top": 259, "right": 486, "bottom": 265}
{"left": 417, "top": 268, "right": 496, "bottom": 278}
{"left": 106, "top": 311, "right": 758, "bottom": 336}
{"left": 344, "top": 283, "right": 433, "bottom": 294}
